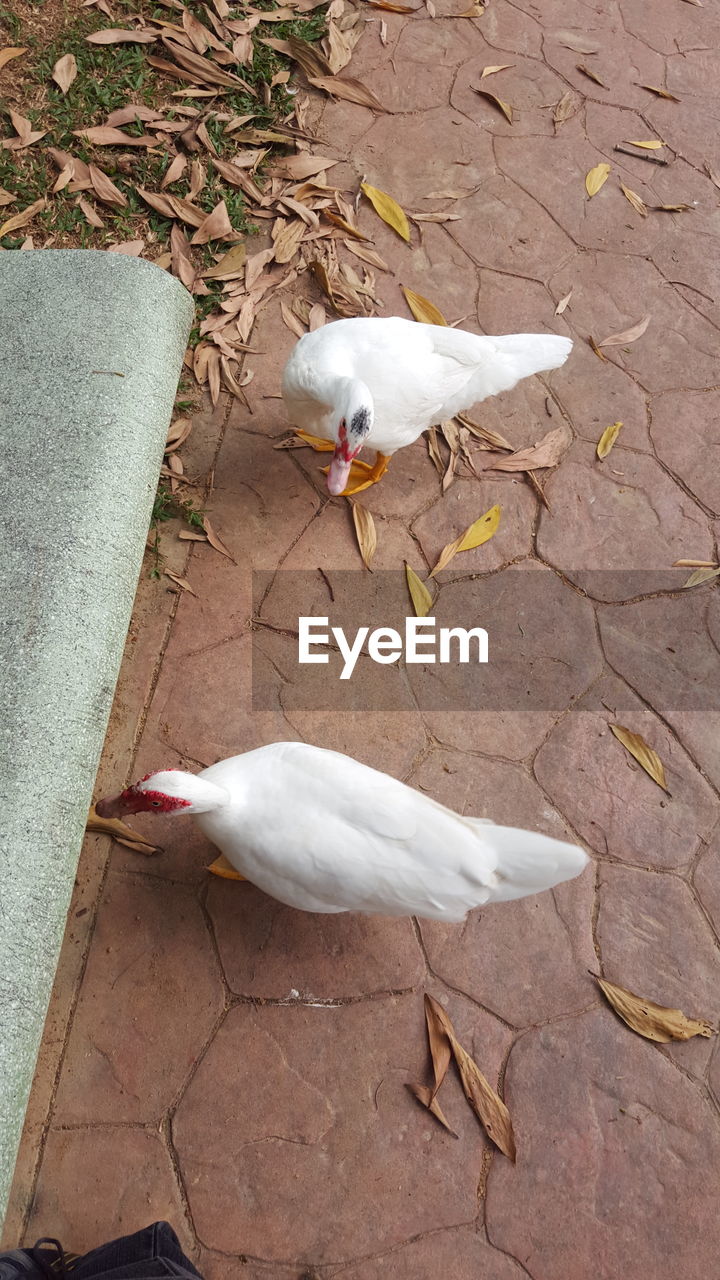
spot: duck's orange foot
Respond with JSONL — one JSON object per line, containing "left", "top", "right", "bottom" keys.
{"left": 322, "top": 452, "right": 391, "bottom": 495}
{"left": 294, "top": 429, "right": 335, "bottom": 452}
{"left": 208, "top": 854, "right": 247, "bottom": 881}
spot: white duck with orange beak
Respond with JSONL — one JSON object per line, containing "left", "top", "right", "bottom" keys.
{"left": 95, "top": 742, "right": 588, "bottom": 921}
{"left": 281, "top": 316, "right": 572, "bottom": 496}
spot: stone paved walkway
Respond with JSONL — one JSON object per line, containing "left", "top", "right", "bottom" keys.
{"left": 5, "top": 1, "right": 720, "bottom": 1276}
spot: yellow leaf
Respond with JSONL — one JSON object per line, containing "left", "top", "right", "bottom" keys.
{"left": 609, "top": 723, "right": 669, "bottom": 792}
{"left": 401, "top": 285, "right": 447, "bottom": 326}
{"left": 682, "top": 567, "right": 720, "bottom": 588}
{"left": 0, "top": 197, "right": 46, "bottom": 238}
{"left": 0, "top": 46, "right": 27, "bottom": 71}
{"left": 351, "top": 502, "right": 377, "bottom": 570}
{"left": 597, "top": 978, "right": 715, "bottom": 1044}
{"left": 360, "top": 180, "right": 410, "bottom": 242}
{"left": 405, "top": 564, "right": 434, "bottom": 617}
{"left": 430, "top": 505, "right": 501, "bottom": 577}
{"left": 474, "top": 87, "right": 513, "bottom": 124}
{"left": 596, "top": 421, "right": 623, "bottom": 459}
{"left": 585, "top": 162, "right": 610, "bottom": 196}
{"left": 624, "top": 139, "right": 664, "bottom": 149}
{"left": 480, "top": 63, "right": 514, "bottom": 77}
{"left": 86, "top": 805, "right": 159, "bottom": 853}
{"left": 620, "top": 182, "right": 648, "bottom": 217}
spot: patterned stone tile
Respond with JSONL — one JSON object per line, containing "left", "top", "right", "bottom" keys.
{"left": 486, "top": 1007, "right": 720, "bottom": 1279}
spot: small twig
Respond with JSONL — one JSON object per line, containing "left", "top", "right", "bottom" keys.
{"left": 525, "top": 469, "right": 551, "bottom": 511}
{"left": 613, "top": 144, "right": 668, "bottom": 166}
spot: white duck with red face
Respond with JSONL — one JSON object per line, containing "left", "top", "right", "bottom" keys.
{"left": 96, "top": 742, "right": 589, "bottom": 921}
{"left": 281, "top": 316, "right": 573, "bottom": 496}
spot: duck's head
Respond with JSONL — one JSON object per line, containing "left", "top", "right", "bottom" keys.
{"left": 327, "top": 398, "right": 373, "bottom": 496}
{"left": 95, "top": 769, "right": 227, "bottom": 817}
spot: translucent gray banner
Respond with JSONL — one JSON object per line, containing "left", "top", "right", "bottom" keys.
{"left": 251, "top": 568, "right": 719, "bottom": 711}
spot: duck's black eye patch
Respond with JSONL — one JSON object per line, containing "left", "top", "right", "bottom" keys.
{"left": 349, "top": 407, "right": 371, "bottom": 436}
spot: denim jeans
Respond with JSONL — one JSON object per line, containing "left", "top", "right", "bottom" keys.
{"left": 0, "top": 1222, "right": 203, "bottom": 1280}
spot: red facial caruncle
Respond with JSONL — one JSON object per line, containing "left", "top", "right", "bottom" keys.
{"left": 334, "top": 419, "right": 361, "bottom": 464}
{"left": 119, "top": 772, "right": 191, "bottom": 814}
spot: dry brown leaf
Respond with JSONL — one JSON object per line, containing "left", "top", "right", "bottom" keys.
{"left": 554, "top": 288, "right": 573, "bottom": 315}
{"left": 86, "top": 27, "right": 158, "bottom": 43}
{"left": 360, "top": 180, "right": 410, "bottom": 242}
{"left": 430, "top": 505, "right": 501, "bottom": 577}
{"left": 89, "top": 163, "right": 128, "bottom": 208}
{"left": 159, "top": 36, "right": 255, "bottom": 90}
{"left": 405, "top": 1083, "right": 457, "bottom": 1137}
{"left": 423, "top": 996, "right": 515, "bottom": 1160}
{"left": 343, "top": 241, "right": 391, "bottom": 273}
{"left": 86, "top": 805, "right": 159, "bottom": 852}
{"left": 273, "top": 218, "right": 306, "bottom": 263}
{"left": 0, "top": 187, "right": 16, "bottom": 205}
{"left": 74, "top": 125, "right": 156, "bottom": 146}
{"left": 351, "top": 502, "right": 377, "bottom": 570}
{"left": 401, "top": 285, "right": 447, "bottom": 326}
{"left": 0, "top": 198, "right": 46, "bottom": 238}
{"left": 585, "top": 162, "right": 610, "bottom": 196}
{"left": 0, "top": 47, "right": 27, "bottom": 71}
{"left": 137, "top": 186, "right": 177, "bottom": 219}
{"left": 203, "top": 515, "right": 236, "bottom": 561}
{"left": 280, "top": 299, "right": 306, "bottom": 338}
{"left": 405, "top": 564, "right": 433, "bottom": 617}
{"left": 673, "top": 559, "right": 717, "bottom": 568}
{"left": 203, "top": 242, "right": 246, "bottom": 280}
{"left": 308, "top": 75, "right": 387, "bottom": 112}
{"left": 682, "top": 567, "right": 720, "bottom": 588}
{"left": 480, "top": 63, "right": 514, "bottom": 77}
{"left": 624, "top": 138, "right": 664, "bottom": 150}
{"left": 368, "top": 0, "right": 415, "bottom": 9}
{"left": 489, "top": 426, "right": 569, "bottom": 472}
{"left": 474, "top": 87, "right": 513, "bottom": 124}
{"left": 52, "top": 52, "right": 78, "bottom": 93}
{"left": 161, "top": 152, "right": 188, "bottom": 188}
{"left": 597, "top": 978, "right": 715, "bottom": 1044}
{"left": 598, "top": 314, "right": 650, "bottom": 346}
{"left": 620, "top": 181, "right": 648, "bottom": 217}
{"left": 164, "top": 568, "right": 198, "bottom": 595}
{"left": 651, "top": 202, "right": 693, "bottom": 212}
{"left": 639, "top": 84, "right": 680, "bottom": 102}
{"left": 190, "top": 198, "right": 233, "bottom": 244}
{"left": 77, "top": 196, "right": 105, "bottom": 228}
{"left": 169, "top": 223, "right": 196, "bottom": 290}
{"left": 610, "top": 723, "right": 669, "bottom": 792}
{"left": 178, "top": 529, "right": 208, "bottom": 542}
{"left": 456, "top": 415, "right": 512, "bottom": 451}
{"left": 166, "top": 416, "right": 193, "bottom": 450}
{"left": 577, "top": 62, "right": 606, "bottom": 86}
{"left": 273, "top": 153, "right": 338, "bottom": 181}
{"left": 596, "top": 421, "right": 622, "bottom": 459}
{"left": 553, "top": 90, "right": 576, "bottom": 126}
{"left": 588, "top": 334, "right": 607, "bottom": 362}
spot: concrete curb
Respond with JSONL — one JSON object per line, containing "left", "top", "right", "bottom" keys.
{"left": 0, "top": 250, "right": 194, "bottom": 1229}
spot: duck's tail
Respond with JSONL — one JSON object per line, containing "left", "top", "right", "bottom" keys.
{"left": 490, "top": 333, "right": 573, "bottom": 380}
{"left": 473, "top": 822, "right": 589, "bottom": 903}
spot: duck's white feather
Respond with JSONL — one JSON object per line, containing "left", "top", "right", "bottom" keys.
{"left": 172, "top": 742, "right": 588, "bottom": 921}
{"left": 281, "top": 317, "right": 572, "bottom": 456}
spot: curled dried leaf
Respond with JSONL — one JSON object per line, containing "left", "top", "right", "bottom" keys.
{"left": 164, "top": 568, "right": 197, "bottom": 596}
{"left": 598, "top": 314, "right": 649, "bottom": 347}
{"left": 52, "top": 52, "right": 78, "bottom": 93}
{"left": 405, "top": 1083, "right": 458, "bottom": 1137}
{"left": 202, "top": 515, "right": 236, "bottom": 562}
{"left": 86, "top": 805, "right": 159, "bottom": 852}
{"left": 474, "top": 87, "right": 513, "bottom": 124}
{"left": 597, "top": 978, "right": 715, "bottom": 1043}
{"left": 351, "top": 502, "right": 377, "bottom": 570}
{"left": 682, "top": 567, "right": 720, "bottom": 588}
{"left": 639, "top": 84, "right": 680, "bottom": 102}
{"left": 609, "top": 723, "right": 669, "bottom": 792}
{"left": 553, "top": 90, "right": 576, "bottom": 126}
{"left": 401, "top": 285, "right": 447, "bottom": 326}
{"left": 430, "top": 505, "right": 501, "bottom": 577}
{"left": 0, "top": 197, "right": 46, "bottom": 238}
{"left": 360, "top": 180, "right": 410, "bottom": 242}
{"left": 488, "top": 426, "right": 569, "bottom": 473}
{"left": 585, "top": 162, "right": 610, "bottom": 196}
{"left": 555, "top": 289, "right": 573, "bottom": 315}
{"left": 308, "top": 75, "right": 387, "bottom": 112}
{"left": 577, "top": 63, "right": 606, "bottom": 87}
{"left": 596, "top": 421, "right": 622, "bottom": 459}
{"left": 620, "top": 182, "right": 648, "bottom": 217}
{"left": 405, "top": 564, "right": 434, "bottom": 617}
